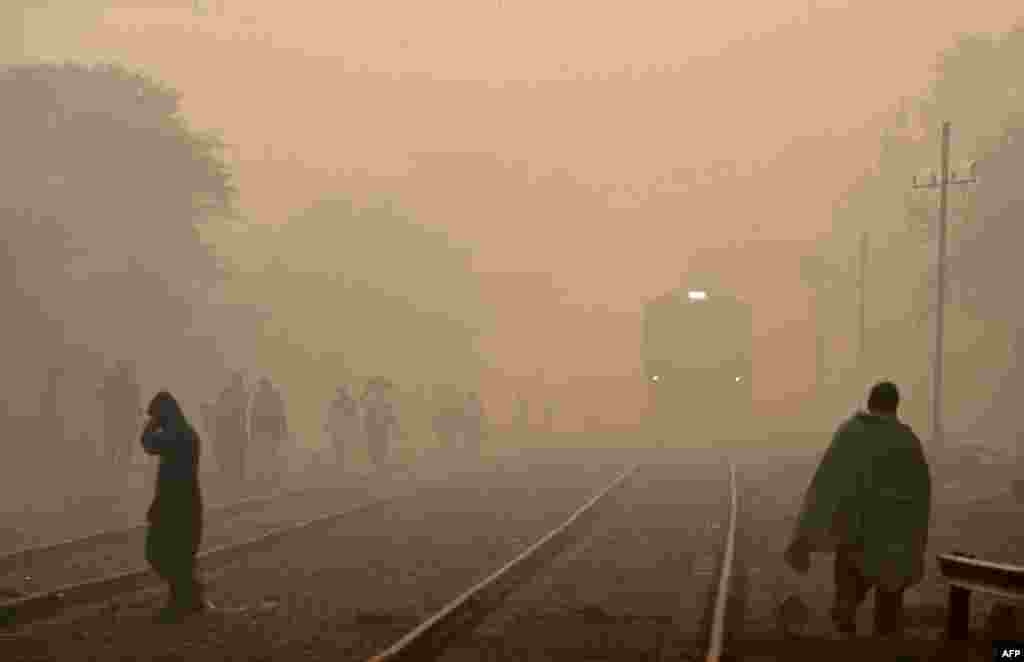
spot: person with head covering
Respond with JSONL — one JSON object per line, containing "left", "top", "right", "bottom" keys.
{"left": 250, "top": 377, "right": 289, "bottom": 485}
{"left": 213, "top": 372, "right": 249, "bottom": 483}
{"left": 362, "top": 378, "right": 398, "bottom": 470}
{"left": 141, "top": 390, "right": 205, "bottom": 623}
{"left": 784, "top": 381, "right": 932, "bottom": 639}
{"left": 324, "top": 385, "right": 361, "bottom": 471}
{"left": 97, "top": 360, "right": 142, "bottom": 468}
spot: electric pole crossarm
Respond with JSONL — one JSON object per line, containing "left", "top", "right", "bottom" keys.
{"left": 912, "top": 160, "right": 979, "bottom": 189}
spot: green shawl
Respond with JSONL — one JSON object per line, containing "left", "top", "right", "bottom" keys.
{"left": 792, "top": 411, "right": 932, "bottom": 589}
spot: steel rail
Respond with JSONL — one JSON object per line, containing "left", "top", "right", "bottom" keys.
{"left": 366, "top": 463, "right": 639, "bottom": 662}
{"left": 0, "top": 494, "right": 399, "bottom": 628}
{"left": 0, "top": 484, "right": 323, "bottom": 575}
{"left": 705, "top": 459, "right": 738, "bottom": 662}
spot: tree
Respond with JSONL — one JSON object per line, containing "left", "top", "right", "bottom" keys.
{"left": 207, "top": 196, "right": 494, "bottom": 447}
{"left": 0, "top": 60, "right": 239, "bottom": 419}
{"left": 824, "top": 26, "right": 1024, "bottom": 439}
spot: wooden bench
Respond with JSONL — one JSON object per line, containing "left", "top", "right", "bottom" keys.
{"left": 936, "top": 552, "right": 1024, "bottom": 640}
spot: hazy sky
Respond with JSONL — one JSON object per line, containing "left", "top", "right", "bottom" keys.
{"left": 14, "top": 1, "right": 1024, "bottom": 410}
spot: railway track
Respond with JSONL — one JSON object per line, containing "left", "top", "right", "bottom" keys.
{"left": 0, "top": 476, "right": 407, "bottom": 629}
{"left": 1, "top": 483, "right": 330, "bottom": 577}
{"left": 3, "top": 456, "right": 632, "bottom": 661}
{"left": 363, "top": 450, "right": 740, "bottom": 662}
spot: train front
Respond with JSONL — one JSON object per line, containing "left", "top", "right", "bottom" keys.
{"left": 642, "top": 287, "right": 753, "bottom": 447}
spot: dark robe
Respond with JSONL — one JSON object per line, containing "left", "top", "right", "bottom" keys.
{"left": 792, "top": 411, "right": 931, "bottom": 590}
{"left": 141, "top": 392, "right": 203, "bottom": 598}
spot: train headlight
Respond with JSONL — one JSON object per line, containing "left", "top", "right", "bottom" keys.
{"left": 687, "top": 290, "right": 708, "bottom": 301}
{"left": 651, "top": 375, "right": 661, "bottom": 383}
{"left": 735, "top": 376, "right": 743, "bottom": 383}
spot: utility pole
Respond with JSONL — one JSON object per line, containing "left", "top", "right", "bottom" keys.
{"left": 857, "top": 231, "right": 868, "bottom": 370}
{"left": 911, "top": 121, "right": 977, "bottom": 452}
{"left": 799, "top": 254, "right": 831, "bottom": 407}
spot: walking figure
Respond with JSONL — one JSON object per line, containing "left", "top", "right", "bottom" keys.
{"left": 785, "top": 381, "right": 931, "bottom": 639}
{"left": 432, "top": 385, "right": 462, "bottom": 453}
{"left": 249, "top": 378, "right": 289, "bottom": 485}
{"left": 141, "top": 391, "right": 205, "bottom": 623}
{"left": 325, "top": 385, "right": 361, "bottom": 472}
{"left": 40, "top": 366, "right": 64, "bottom": 446}
{"left": 462, "top": 392, "right": 485, "bottom": 454}
{"left": 362, "top": 378, "right": 398, "bottom": 470}
{"left": 97, "top": 360, "right": 142, "bottom": 468}
{"left": 213, "top": 372, "right": 248, "bottom": 484}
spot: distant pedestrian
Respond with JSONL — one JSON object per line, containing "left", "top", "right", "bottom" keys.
{"left": 784, "top": 381, "right": 932, "bottom": 639}
{"left": 325, "top": 385, "right": 361, "bottom": 471}
{"left": 250, "top": 378, "right": 288, "bottom": 485}
{"left": 199, "top": 402, "right": 215, "bottom": 441}
{"left": 140, "top": 391, "right": 205, "bottom": 623}
{"left": 40, "top": 366, "right": 64, "bottom": 447}
{"left": 462, "top": 392, "right": 485, "bottom": 454}
{"left": 214, "top": 372, "right": 248, "bottom": 483}
{"left": 432, "top": 386, "right": 462, "bottom": 452}
{"left": 362, "top": 378, "right": 398, "bottom": 470}
{"left": 97, "top": 360, "right": 142, "bottom": 468}
{"left": 515, "top": 394, "right": 529, "bottom": 432}
{"left": 543, "top": 401, "right": 556, "bottom": 432}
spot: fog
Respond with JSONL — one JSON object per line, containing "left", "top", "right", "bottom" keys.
{"left": 2, "top": 2, "right": 1023, "bottom": 527}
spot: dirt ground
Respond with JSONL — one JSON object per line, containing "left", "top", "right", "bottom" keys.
{"left": 2, "top": 444, "right": 1020, "bottom": 661}
{"left": 436, "top": 450, "right": 731, "bottom": 662}
{"left": 2, "top": 456, "right": 628, "bottom": 661}
{"left": 731, "top": 448, "right": 1023, "bottom": 661}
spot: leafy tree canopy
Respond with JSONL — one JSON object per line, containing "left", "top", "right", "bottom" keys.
{"left": 0, "top": 60, "right": 239, "bottom": 411}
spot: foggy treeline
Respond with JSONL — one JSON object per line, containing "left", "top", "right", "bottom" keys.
{"left": 808, "top": 28, "right": 1024, "bottom": 450}
{"left": 0, "top": 59, "right": 491, "bottom": 508}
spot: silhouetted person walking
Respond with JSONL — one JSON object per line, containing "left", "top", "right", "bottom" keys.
{"left": 325, "top": 385, "right": 360, "bottom": 472}
{"left": 543, "top": 401, "right": 556, "bottom": 433}
{"left": 363, "top": 379, "right": 398, "bottom": 470}
{"left": 785, "top": 381, "right": 931, "bottom": 639}
{"left": 462, "top": 392, "right": 485, "bottom": 454}
{"left": 432, "top": 386, "right": 462, "bottom": 453}
{"left": 98, "top": 360, "right": 142, "bottom": 468}
{"left": 141, "top": 391, "right": 205, "bottom": 623}
{"left": 250, "top": 378, "right": 288, "bottom": 485}
{"left": 199, "top": 402, "right": 216, "bottom": 443}
{"left": 214, "top": 372, "right": 248, "bottom": 484}
{"left": 40, "top": 366, "right": 64, "bottom": 447}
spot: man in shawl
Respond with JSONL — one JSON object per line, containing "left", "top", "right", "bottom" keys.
{"left": 140, "top": 391, "right": 205, "bottom": 623}
{"left": 324, "top": 385, "right": 361, "bottom": 471}
{"left": 785, "top": 381, "right": 931, "bottom": 638}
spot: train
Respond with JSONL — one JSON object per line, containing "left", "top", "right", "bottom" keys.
{"left": 641, "top": 281, "right": 753, "bottom": 446}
